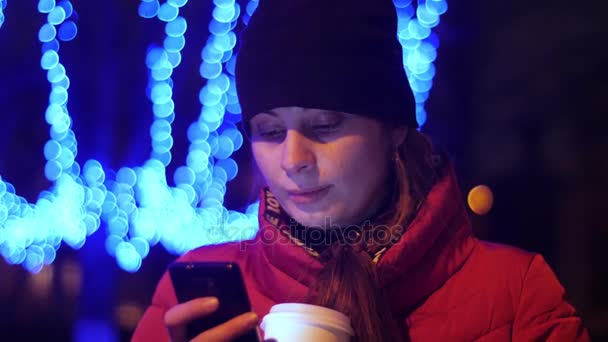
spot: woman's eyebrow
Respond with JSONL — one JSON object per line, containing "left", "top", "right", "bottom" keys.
{"left": 250, "top": 112, "right": 279, "bottom": 125}
{"left": 264, "top": 110, "right": 280, "bottom": 117}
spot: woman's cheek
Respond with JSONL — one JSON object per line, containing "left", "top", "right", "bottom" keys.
{"left": 256, "top": 153, "right": 278, "bottom": 183}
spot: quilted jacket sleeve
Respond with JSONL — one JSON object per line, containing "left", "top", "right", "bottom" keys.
{"left": 512, "top": 254, "right": 590, "bottom": 341}
{"left": 131, "top": 271, "right": 177, "bottom": 342}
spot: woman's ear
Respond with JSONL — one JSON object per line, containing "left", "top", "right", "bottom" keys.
{"left": 391, "top": 126, "right": 409, "bottom": 148}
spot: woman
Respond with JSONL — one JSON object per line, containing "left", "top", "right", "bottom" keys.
{"left": 133, "top": 0, "right": 589, "bottom": 341}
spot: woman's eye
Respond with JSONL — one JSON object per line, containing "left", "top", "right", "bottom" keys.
{"left": 255, "top": 129, "right": 285, "bottom": 140}
{"left": 312, "top": 122, "right": 340, "bottom": 134}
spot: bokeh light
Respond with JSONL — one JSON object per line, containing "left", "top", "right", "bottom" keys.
{"left": 395, "top": 0, "right": 447, "bottom": 128}
{"left": 468, "top": 185, "right": 494, "bottom": 215}
{"left": 0, "top": 0, "right": 445, "bottom": 273}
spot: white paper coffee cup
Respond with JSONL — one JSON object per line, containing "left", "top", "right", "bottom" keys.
{"left": 261, "top": 303, "right": 354, "bottom": 342}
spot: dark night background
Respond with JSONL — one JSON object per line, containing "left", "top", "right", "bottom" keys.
{"left": 0, "top": 0, "right": 606, "bottom": 341}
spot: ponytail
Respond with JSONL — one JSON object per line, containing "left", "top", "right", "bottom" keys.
{"left": 308, "top": 245, "right": 406, "bottom": 342}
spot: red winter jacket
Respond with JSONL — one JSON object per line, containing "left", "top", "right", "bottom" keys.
{"left": 133, "top": 169, "right": 590, "bottom": 341}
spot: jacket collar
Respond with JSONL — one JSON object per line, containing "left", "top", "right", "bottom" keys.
{"left": 248, "top": 165, "right": 478, "bottom": 315}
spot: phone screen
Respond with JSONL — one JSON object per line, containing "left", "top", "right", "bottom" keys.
{"left": 169, "top": 262, "right": 260, "bottom": 342}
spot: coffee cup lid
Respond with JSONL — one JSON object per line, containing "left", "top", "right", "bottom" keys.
{"left": 265, "top": 303, "right": 354, "bottom": 335}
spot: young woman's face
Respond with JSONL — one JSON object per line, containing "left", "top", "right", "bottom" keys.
{"left": 250, "top": 107, "right": 402, "bottom": 228}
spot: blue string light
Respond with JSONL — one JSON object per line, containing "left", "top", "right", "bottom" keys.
{"left": 0, "top": 0, "right": 445, "bottom": 273}
{"left": 0, "top": 0, "right": 95, "bottom": 274}
{"left": 0, "top": 1, "right": 6, "bottom": 29}
{"left": 105, "top": 0, "right": 260, "bottom": 270}
{"left": 395, "top": 0, "right": 447, "bottom": 126}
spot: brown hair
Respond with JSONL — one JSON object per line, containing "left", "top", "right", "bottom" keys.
{"left": 306, "top": 129, "right": 438, "bottom": 342}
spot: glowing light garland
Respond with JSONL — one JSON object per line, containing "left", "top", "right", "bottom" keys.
{"left": 0, "top": 0, "right": 446, "bottom": 273}
{"left": 0, "top": 1, "right": 6, "bottom": 29}
{"left": 395, "top": 0, "right": 447, "bottom": 125}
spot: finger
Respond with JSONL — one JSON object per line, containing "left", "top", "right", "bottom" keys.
{"left": 164, "top": 297, "right": 219, "bottom": 327}
{"left": 164, "top": 297, "right": 219, "bottom": 342}
{"left": 191, "top": 312, "right": 259, "bottom": 342}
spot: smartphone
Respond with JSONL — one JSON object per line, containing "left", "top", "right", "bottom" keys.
{"left": 168, "top": 262, "right": 260, "bottom": 342}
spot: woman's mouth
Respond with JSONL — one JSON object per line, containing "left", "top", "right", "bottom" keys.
{"left": 287, "top": 185, "right": 332, "bottom": 204}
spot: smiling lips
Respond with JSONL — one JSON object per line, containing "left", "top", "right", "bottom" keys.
{"left": 287, "top": 185, "right": 332, "bottom": 204}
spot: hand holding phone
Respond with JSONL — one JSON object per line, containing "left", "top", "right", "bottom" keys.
{"left": 167, "top": 262, "right": 261, "bottom": 342}
{"left": 164, "top": 296, "right": 259, "bottom": 342}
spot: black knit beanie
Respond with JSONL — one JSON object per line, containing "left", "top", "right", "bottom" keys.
{"left": 235, "top": 0, "right": 417, "bottom": 133}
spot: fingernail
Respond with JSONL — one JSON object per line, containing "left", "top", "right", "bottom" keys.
{"left": 244, "top": 312, "right": 258, "bottom": 325}
{"left": 202, "top": 297, "right": 219, "bottom": 307}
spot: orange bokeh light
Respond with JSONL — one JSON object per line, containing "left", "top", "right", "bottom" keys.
{"left": 468, "top": 185, "right": 494, "bottom": 215}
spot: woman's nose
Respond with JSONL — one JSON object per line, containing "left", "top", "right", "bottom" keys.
{"left": 280, "top": 129, "right": 315, "bottom": 176}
